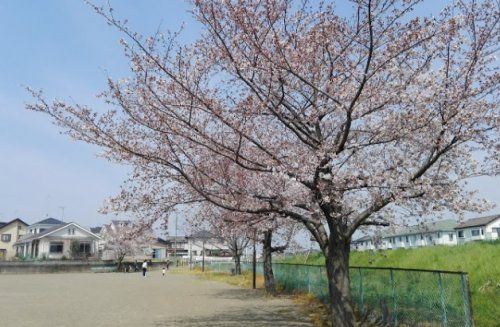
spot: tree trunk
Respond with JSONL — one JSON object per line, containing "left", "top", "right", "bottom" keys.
{"left": 262, "top": 230, "right": 277, "bottom": 296}
{"left": 234, "top": 254, "right": 241, "bottom": 275}
{"left": 324, "top": 236, "right": 355, "bottom": 327}
{"left": 117, "top": 255, "right": 125, "bottom": 272}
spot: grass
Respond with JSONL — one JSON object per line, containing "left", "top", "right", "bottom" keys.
{"left": 277, "top": 240, "right": 500, "bottom": 327}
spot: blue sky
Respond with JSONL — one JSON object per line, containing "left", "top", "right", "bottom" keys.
{"left": 0, "top": 1, "right": 497, "bottom": 232}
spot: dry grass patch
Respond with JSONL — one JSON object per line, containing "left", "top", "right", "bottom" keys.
{"left": 173, "top": 266, "right": 265, "bottom": 289}
{"left": 293, "top": 293, "right": 330, "bottom": 327}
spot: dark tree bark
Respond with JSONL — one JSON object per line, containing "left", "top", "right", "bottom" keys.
{"left": 324, "top": 233, "right": 355, "bottom": 327}
{"left": 234, "top": 253, "right": 241, "bottom": 275}
{"left": 262, "top": 230, "right": 277, "bottom": 295}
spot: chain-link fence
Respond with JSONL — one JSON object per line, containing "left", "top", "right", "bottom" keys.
{"left": 205, "top": 261, "right": 473, "bottom": 327}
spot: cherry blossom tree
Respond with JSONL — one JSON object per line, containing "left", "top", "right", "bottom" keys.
{"left": 101, "top": 220, "right": 156, "bottom": 271}
{"left": 28, "top": 1, "right": 499, "bottom": 325}
{"left": 260, "top": 214, "right": 299, "bottom": 296}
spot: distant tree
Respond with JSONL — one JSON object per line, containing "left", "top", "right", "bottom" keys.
{"left": 101, "top": 221, "right": 155, "bottom": 271}
{"left": 28, "top": 1, "right": 499, "bottom": 325}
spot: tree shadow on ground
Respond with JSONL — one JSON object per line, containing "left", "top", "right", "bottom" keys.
{"left": 154, "top": 305, "right": 313, "bottom": 327}
{"left": 206, "top": 288, "right": 268, "bottom": 301}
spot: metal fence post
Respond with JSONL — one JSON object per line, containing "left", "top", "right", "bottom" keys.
{"left": 438, "top": 272, "right": 448, "bottom": 327}
{"left": 390, "top": 269, "right": 398, "bottom": 326}
{"left": 460, "top": 273, "right": 473, "bottom": 327}
{"left": 307, "top": 265, "right": 311, "bottom": 293}
{"left": 358, "top": 267, "right": 365, "bottom": 315}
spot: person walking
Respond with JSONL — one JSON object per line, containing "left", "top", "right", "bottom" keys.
{"left": 142, "top": 259, "right": 148, "bottom": 277}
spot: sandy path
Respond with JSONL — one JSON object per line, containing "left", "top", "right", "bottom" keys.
{"left": 0, "top": 270, "right": 313, "bottom": 327}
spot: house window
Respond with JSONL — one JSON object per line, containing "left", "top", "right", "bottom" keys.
{"left": 405, "top": 236, "right": 409, "bottom": 243}
{"left": 471, "top": 229, "right": 480, "bottom": 237}
{"left": 79, "top": 243, "right": 91, "bottom": 254}
{"left": 420, "top": 234, "right": 424, "bottom": 240}
{"left": 458, "top": 230, "right": 464, "bottom": 238}
{"left": 1, "top": 234, "right": 11, "bottom": 242}
{"left": 449, "top": 234, "right": 454, "bottom": 241}
{"left": 399, "top": 237, "right": 402, "bottom": 242}
{"left": 438, "top": 232, "right": 441, "bottom": 238}
{"left": 481, "top": 229, "right": 484, "bottom": 235}
{"left": 39, "top": 228, "right": 46, "bottom": 233}
{"left": 49, "top": 242, "right": 64, "bottom": 253}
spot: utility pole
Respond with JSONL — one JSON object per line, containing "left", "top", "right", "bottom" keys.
{"left": 252, "top": 229, "right": 257, "bottom": 289}
{"left": 174, "top": 215, "right": 178, "bottom": 263}
{"left": 202, "top": 238, "right": 206, "bottom": 272}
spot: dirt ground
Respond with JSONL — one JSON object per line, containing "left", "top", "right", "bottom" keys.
{"left": 0, "top": 270, "right": 313, "bottom": 327}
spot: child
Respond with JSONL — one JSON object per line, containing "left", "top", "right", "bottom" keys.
{"left": 162, "top": 266, "right": 166, "bottom": 277}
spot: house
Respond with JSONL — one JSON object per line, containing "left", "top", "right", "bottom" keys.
{"left": 150, "top": 238, "right": 169, "bottom": 260}
{"left": 381, "top": 219, "right": 458, "bottom": 250}
{"left": 186, "top": 230, "right": 231, "bottom": 261}
{"left": 26, "top": 217, "right": 64, "bottom": 235}
{"left": 14, "top": 222, "right": 101, "bottom": 259}
{"left": 163, "top": 231, "right": 231, "bottom": 261}
{"left": 351, "top": 235, "right": 376, "bottom": 251}
{"left": 0, "top": 218, "right": 29, "bottom": 260}
{"left": 163, "top": 236, "right": 189, "bottom": 258}
{"left": 455, "top": 214, "right": 500, "bottom": 244}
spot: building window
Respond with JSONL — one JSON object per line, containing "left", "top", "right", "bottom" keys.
{"left": 420, "top": 234, "right": 424, "bottom": 240}
{"left": 438, "top": 232, "right": 441, "bottom": 238}
{"left": 481, "top": 229, "right": 484, "bottom": 235}
{"left": 1, "top": 234, "right": 11, "bottom": 242}
{"left": 79, "top": 243, "right": 91, "bottom": 254}
{"left": 471, "top": 229, "right": 480, "bottom": 237}
{"left": 458, "top": 230, "right": 464, "bottom": 238}
{"left": 449, "top": 234, "right": 454, "bottom": 241}
{"left": 405, "top": 236, "right": 409, "bottom": 243}
{"left": 49, "top": 242, "right": 64, "bottom": 253}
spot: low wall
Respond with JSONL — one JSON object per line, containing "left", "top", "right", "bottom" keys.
{"left": 0, "top": 260, "right": 116, "bottom": 274}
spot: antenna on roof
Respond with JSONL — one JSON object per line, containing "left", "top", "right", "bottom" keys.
{"left": 59, "top": 206, "right": 65, "bottom": 223}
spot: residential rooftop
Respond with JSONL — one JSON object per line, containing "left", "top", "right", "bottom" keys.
{"left": 383, "top": 219, "right": 458, "bottom": 238}
{"left": 0, "top": 218, "right": 29, "bottom": 229}
{"left": 455, "top": 214, "right": 500, "bottom": 229}
{"left": 32, "top": 217, "right": 65, "bottom": 225}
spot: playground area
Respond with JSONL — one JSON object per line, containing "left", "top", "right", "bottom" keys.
{"left": 0, "top": 270, "right": 312, "bottom": 327}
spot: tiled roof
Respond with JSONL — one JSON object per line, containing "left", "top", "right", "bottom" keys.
{"left": 353, "top": 235, "right": 373, "bottom": 243}
{"left": 189, "top": 230, "right": 216, "bottom": 239}
{"left": 32, "top": 217, "right": 64, "bottom": 225}
{"left": 164, "top": 236, "right": 188, "bottom": 243}
{"left": 455, "top": 214, "right": 500, "bottom": 229}
{"left": 384, "top": 219, "right": 458, "bottom": 238}
{"left": 0, "top": 218, "right": 29, "bottom": 230}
